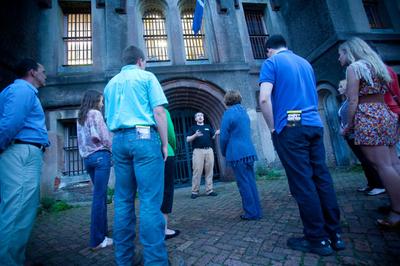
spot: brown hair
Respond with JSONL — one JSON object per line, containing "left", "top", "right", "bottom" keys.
{"left": 224, "top": 90, "right": 242, "bottom": 106}
{"left": 78, "top": 90, "right": 103, "bottom": 125}
{"left": 122, "top": 45, "right": 145, "bottom": 65}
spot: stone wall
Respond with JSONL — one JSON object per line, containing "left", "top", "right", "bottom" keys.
{"left": 0, "top": 0, "right": 41, "bottom": 90}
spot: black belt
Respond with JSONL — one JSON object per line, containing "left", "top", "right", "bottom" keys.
{"left": 13, "top": 139, "right": 46, "bottom": 152}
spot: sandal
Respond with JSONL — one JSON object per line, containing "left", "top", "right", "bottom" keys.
{"left": 376, "top": 209, "right": 400, "bottom": 229}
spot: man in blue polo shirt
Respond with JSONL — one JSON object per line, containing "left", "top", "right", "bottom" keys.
{"left": 259, "top": 35, "right": 345, "bottom": 256}
{"left": 104, "top": 45, "right": 168, "bottom": 265}
{"left": 0, "top": 58, "right": 49, "bottom": 265}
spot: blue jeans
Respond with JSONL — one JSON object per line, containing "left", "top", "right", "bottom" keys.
{"left": 84, "top": 150, "right": 111, "bottom": 247}
{"left": 0, "top": 144, "right": 43, "bottom": 266}
{"left": 112, "top": 128, "right": 168, "bottom": 266}
{"left": 272, "top": 126, "right": 341, "bottom": 242}
{"left": 231, "top": 161, "right": 262, "bottom": 219}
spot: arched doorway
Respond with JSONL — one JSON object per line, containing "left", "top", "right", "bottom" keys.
{"left": 162, "top": 78, "right": 227, "bottom": 185}
{"left": 317, "top": 83, "right": 351, "bottom": 166}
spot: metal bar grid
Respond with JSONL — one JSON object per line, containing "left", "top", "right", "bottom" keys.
{"left": 244, "top": 9, "right": 269, "bottom": 59}
{"left": 63, "top": 122, "right": 86, "bottom": 176}
{"left": 142, "top": 10, "right": 169, "bottom": 62}
{"left": 181, "top": 10, "right": 207, "bottom": 61}
{"left": 362, "top": 1, "right": 386, "bottom": 29}
{"left": 64, "top": 13, "right": 93, "bottom": 65}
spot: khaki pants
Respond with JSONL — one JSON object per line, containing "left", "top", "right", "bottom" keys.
{"left": 0, "top": 144, "right": 43, "bottom": 266}
{"left": 191, "top": 148, "right": 214, "bottom": 194}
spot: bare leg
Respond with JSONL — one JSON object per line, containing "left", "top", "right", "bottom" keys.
{"left": 361, "top": 145, "right": 400, "bottom": 222}
{"left": 389, "top": 146, "right": 400, "bottom": 176}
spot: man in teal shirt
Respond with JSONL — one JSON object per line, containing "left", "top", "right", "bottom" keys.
{"left": 104, "top": 46, "right": 168, "bottom": 265}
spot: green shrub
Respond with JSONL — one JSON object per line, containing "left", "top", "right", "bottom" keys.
{"left": 40, "top": 198, "right": 73, "bottom": 213}
{"left": 348, "top": 164, "right": 363, "bottom": 173}
{"left": 40, "top": 197, "right": 55, "bottom": 211}
{"left": 256, "top": 166, "right": 284, "bottom": 180}
{"left": 51, "top": 201, "right": 73, "bottom": 212}
{"left": 107, "top": 187, "right": 115, "bottom": 204}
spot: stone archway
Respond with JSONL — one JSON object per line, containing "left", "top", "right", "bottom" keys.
{"left": 161, "top": 78, "right": 230, "bottom": 184}
{"left": 162, "top": 78, "right": 225, "bottom": 124}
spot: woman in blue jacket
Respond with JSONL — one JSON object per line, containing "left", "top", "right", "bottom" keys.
{"left": 220, "top": 90, "right": 262, "bottom": 220}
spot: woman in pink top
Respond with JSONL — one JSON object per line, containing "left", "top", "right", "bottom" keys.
{"left": 77, "top": 90, "right": 113, "bottom": 249}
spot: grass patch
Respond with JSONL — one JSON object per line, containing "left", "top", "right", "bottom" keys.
{"left": 256, "top": 166, "right": 284, "bottom": 180}
{"left": 107, "top": 187, "right": 115, "bottom": 204}
{"left": 40, "top": 198, "right": 73, "bottom": 214}
{"left": 347, "top": 164, "right": 363, "bottom": 173}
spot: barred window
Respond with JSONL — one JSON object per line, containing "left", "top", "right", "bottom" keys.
{"left": 63, "top": 121, "right": 85, "bottom": 176}
{"left": 244, "top": 7, "right": 269, "bottom": 59}
{"left": 181, "top": 9, "right": 207, "bottom": 61}
{"left": 362, "top": 0, "right": 390, "bottom": 29}
{"left": 63, "top": 13, "right": 93, "bottom": 65}
{"left": 142, "top": 9, "right": 169, "bottom": 62}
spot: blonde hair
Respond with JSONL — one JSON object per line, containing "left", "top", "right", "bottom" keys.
{"left": 339, "top": 37, "right": 391, "bottom": 84}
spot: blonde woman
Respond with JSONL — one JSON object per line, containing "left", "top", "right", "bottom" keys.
{"left": 338, "top": 37, "right": 400, "bottom": 228}
{"left": 337, "top": 80, "right": 385, "bottom": 195}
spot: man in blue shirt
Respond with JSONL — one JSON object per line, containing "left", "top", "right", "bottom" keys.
{"left": 0, "top": 58, "right": 49, "bottom": 265}
{"left": 104, "top": 46, "right": 169, "bottom": 266}
{"left": 259, "top": 35, "right": 345, "bottom": 256}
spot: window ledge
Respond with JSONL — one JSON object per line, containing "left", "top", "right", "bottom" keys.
{"left": 185, "top": 59, "right": 209, "bottom": 65}
{"left": 146, "top": 61, "right": 172, "bottom": 67}
{"left": 58, "top": 65, "right": 93, "bottom": 74}
{"left": 147, "top": 63, "right": 250, "bottom": 75}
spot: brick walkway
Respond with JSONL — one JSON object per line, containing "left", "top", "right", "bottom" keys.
{"left": 26, "top": 169, "right": 400, "bottom": 265}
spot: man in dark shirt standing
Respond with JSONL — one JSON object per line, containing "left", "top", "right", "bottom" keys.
{"left": 187, "top": 112, "right": 219, "bottom": 198}
{"left": 0, "top": 58, "right": 49, "bottom": 265}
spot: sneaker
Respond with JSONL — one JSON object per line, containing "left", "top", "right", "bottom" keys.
{"left": 191, "top": 194, "right": 198, "bottom": 199}
{"left": 357, "top": 186, "right": 372, "bottom": 192}
{"left": 287, "top": 237, "right": 333, "bottom": 256}
{"left": 165, "top": 229, "right": 181, "bottom": 240}
{"left": 207, "top": 191, "right": 218, "bottom": 196}
{"left": 329, "top": 233, "right": 346, "bottom": 251}
{"left": 367, "top": 188, "right": 386, "bottom": 196}
{"left": 92, "top": 237, "right": 113, "bottom": 250}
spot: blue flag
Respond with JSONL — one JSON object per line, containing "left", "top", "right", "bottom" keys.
{"left": 192, "top": 0, "right": 204, "bottom": 35}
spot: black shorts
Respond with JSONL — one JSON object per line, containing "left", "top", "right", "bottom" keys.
{"left": 161, "top": 156, "right": 176, "bottom": 214}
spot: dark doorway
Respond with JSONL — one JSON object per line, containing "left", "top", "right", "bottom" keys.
{"left": 171, "top": 108, "right": 220, "bottom": 186}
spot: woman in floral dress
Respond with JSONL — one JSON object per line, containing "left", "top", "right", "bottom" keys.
{"left": 338, "top": 37, "right": 400, "bottom": 228}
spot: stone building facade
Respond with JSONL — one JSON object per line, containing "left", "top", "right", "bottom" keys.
{"left": 1, "top": 0, "right": 399, "bottom": 198}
